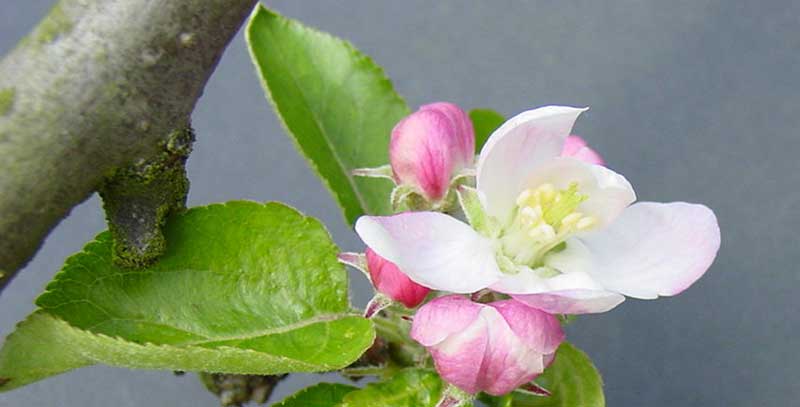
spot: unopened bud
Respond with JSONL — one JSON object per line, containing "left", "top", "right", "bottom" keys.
{"left": 366, "top": 248, "right": 430, "bottom": 308}
{"left": 389, "top": 102, "right": 475, "bottom": 202}
{"left": 561, "top": 135, "right": 604, "bottom": 165}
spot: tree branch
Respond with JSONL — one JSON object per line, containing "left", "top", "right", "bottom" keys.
{"left": 0, "top": 0, "right": 258, "bottom": 291}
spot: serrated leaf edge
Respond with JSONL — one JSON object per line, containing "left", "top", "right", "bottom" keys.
{"left": 1, "top": 311, "right": 375, "bottom": 391}
{"left": 245, "top": 5, "right": 410, "bottom": 225}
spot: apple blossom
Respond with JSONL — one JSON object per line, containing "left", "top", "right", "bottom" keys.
{"left": 355, "top": 106, "right": 720, "bottom": 314}
{"left": 410, "top": 295, "right": 563, "bottom": 396}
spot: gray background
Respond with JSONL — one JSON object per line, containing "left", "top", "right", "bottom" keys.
{"left": 1, "top": 1, "right": 798, "bottom": 406}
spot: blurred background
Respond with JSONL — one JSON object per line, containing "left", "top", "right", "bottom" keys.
{"left": 1, "top": 1, "right": 798, "bottom": 406}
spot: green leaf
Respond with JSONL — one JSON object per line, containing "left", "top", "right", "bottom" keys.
{"left": 275, "top": 383, "right": 358, "bottom": 406}
{"left": 338, "top": 369, "right": 446, "bottom": 407}
{"left": 0, "top": 201, "right": 374, "bottom": 392}
{"left": 469, "top": 109, "right": 506, "bottom": 153}
{"left": 246, "top": 5, "right": 410, "bottom": 225}
{"left": 480, "top": 342, "right": 605, "bottom": 407}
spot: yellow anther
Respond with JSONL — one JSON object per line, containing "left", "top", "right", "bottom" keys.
{"left": 535, "top": 183, "right": 556, "bottom": 203}
{"left": 576, "top": 216, "right": 597, "bottom": 231}
{"left": 560, "top": 212, "right": 583, "bottom": 228}
{"left": 538, "top": 183, "right": 555, "bottom": 194}
{"left": 528, "top": 224, "right": 556, "bottom": 241}
{"left": 520, "top": 206, "right": 542, "bottom": 225}
{"left": 515, "top": 189, "right": 533, "bottom": 206}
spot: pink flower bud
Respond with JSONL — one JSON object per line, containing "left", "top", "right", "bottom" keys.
{"left": 390, "top": 102, "right": 475, "bottom": 201}
{"left": 366, "top": 248, "right": 430, "bottom": 308}
{"left": 561, "top": 135, "right": 604, "bottom": 165}
{"left": 410, "top": 295, "right": 564, "bottom": 396}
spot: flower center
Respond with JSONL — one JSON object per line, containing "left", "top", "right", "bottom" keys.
{"left": 499, "top": 182, "right": 597, "bottom": 269}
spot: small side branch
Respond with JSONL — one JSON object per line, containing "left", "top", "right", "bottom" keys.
{"left": 98, "top": 126, "right": 194, "bottom": 267}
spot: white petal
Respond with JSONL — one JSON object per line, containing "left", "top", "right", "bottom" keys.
{"left": 511, "top": 290, "right": 625, "bottom": 314}
{"left": 491, "top": 265, "right": 606, "bottom": 294}
{"left": 560, "top": 202, "right": 721, "bottom": 299}
{"left": 522, "top": 157, "right": 636, "bottom": 227}
{"left": 355, "top": 213, "right": 503, "bottom": 293}
{"left": 476, "top": 106, "right": 587, "bottom": 223}
{"left": 490, "top": 264, "right": 624, "bottom": 314}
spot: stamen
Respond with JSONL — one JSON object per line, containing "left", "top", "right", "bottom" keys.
{"left": 536, "top": 183, "right": 556, "bottom": 203}
{"left": 542, "top": 182, "right": 587, "bottom": 226}
{"left": 504, "top": 182, "right": 595, "bottom": 271}
{"left": 534, "top": 267, "right": 560, "bottom": 278}
{"left": 515, "top": 189, "right": 532, "bottom": 206}
{"left": 576, "top": 216, "right": 597, "bottom": 230}
{"left": 560, "top": 212, "right": 583, "bottom": 229}
{"left": 528, "top": 224, "right": 556, "bottom": 241}
{"left": 520, "top": 206, "right": 542, "bottom": 225}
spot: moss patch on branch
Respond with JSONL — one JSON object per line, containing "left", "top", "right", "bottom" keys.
{"left": 0, "top": 88, "right": 15, "bottom": 116}
{"left": 98, "top": 126, "right": 195, "bottom": 268}
{"left": 31, "top": 4, "right": 74, "bottom": 45}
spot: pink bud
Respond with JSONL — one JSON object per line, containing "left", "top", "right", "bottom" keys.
{"left": 366, "top": 248, "right": 430, "bottom": 308}
{"left": 561, "top": 135, "right": 604, "bottom": 165}
{"left": 410, "top": 295, "right": 564, "bottom": 396}
{"left": 389, "top": 102, "right": 475, "bottom": 201}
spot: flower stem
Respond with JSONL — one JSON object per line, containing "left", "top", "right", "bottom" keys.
{"left": 372, "top": 314, "right": 407, "bottom": 343}
{"left": 372, "top": 313, "right": 428, "bottom": 367}
{"left": 340, "top": 365, "right": 397, "bottom": 378}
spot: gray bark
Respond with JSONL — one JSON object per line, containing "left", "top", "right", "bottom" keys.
{"left": 0, "top": 0, "right": 258, "bottom": 291}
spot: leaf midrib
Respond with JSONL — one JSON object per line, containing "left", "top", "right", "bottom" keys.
{"left": 259, "top": 15, "right": 369, "bottom": 217}
{"left": 78, "top": 312, "right": 359, "bottom": 346}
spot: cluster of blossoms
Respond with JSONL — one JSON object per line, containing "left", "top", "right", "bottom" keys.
{"left": 341, "top": 102, "right": 720, "bottom": 403}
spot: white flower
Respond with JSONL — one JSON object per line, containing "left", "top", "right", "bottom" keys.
{"left": 356, "top": 106, "right": 720, "bottom": 314}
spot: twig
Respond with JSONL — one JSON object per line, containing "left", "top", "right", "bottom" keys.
{"left": 0, "top": 0, "right": 258, "bottom": 291}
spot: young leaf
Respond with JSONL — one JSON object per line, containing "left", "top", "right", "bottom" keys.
{"left": 246, "top": 5, "right": 410, "bottom": 225}
{"left": 275, "top": 383, "right": 358, "bottom": 406}
{"left": 469, "top": 109, "right": 506, "bottom": 153}
{"left": 338, "top": 369, "right": 449, "bottom": 407}
{"left": 480, "top": 342, "right": 605, "bottom": 407}
{"left": 0, "top": 201, "right": 374, "bottom": 392}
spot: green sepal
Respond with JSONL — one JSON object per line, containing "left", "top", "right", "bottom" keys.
{"left": 352, "top": 164, "right": 395, "bottom": 180}
{"left": 456, "top": 185, "right": 499, "bottom": 237}
{"left": 495, "top": 253, "right": 520, "bottom": 275}
{"left": 391, "top": 184, "right": 429, "bottom": 212}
